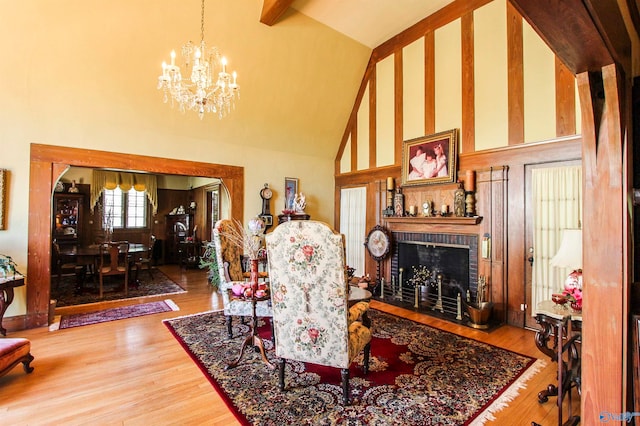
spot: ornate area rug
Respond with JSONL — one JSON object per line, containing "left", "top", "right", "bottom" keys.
{"left": 53, "top": 299, "right": 179, "bottom": 330}
{"left": 52, "top": 269, "right": 186, "bottom": 307}
{"left": 163, "top": 309, "right": 544, "bottom": 425}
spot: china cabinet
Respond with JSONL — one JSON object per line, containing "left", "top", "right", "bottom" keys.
{"left": 53, "top": 193, "right": 83, "bottom": 246}
{"left": 165, "top": 213, "right": 194, "bottom": 264}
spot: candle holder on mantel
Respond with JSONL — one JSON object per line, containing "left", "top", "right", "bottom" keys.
{"left": 464, "top": 170, "right": 476, "bottom": 217}
{"left": 383, "top": 177, "right": 395, "bottom": 217}
{"left": 465, "top": 192, "right": 476, "bottom": 217}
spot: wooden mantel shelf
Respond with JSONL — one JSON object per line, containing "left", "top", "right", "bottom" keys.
{"left": 384, "top": 216, "right": 483, "bottom": 226}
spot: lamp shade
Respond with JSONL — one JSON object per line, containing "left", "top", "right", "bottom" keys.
{"left": 549, "top": 229, "right": 582, "bottom": 270}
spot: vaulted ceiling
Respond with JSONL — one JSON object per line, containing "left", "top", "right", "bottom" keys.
{"left": 261, "top": 0, "right": 455, "bottom": 48}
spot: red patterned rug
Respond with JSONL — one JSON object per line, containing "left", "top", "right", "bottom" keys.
{"left": 55, "top": 299, "right": 179, "bottom": 330}
{"left": 163, "top": 309, "right": 544, "bottom": 425}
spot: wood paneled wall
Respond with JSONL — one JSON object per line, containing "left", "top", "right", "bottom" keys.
{"left": 333, "top": 0, "right": 583, "bottom": 328}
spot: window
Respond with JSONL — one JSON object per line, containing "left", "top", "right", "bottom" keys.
{"left": 102, "top": 187, "right": 148, "bottom": 229}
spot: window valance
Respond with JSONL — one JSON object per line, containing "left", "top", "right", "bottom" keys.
{"left": 91, "top": 170, "right": 158, "bottom": 215}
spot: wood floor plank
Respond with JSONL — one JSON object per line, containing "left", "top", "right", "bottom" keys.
{"left": 0, "top": 265, "right": 576, "bottom": 425}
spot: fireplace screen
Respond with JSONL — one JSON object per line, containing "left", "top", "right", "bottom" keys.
{"left": 398, "top": 241, "right": 470, "bottom": 296}
{"left": 382, "top": 232, "right": 479, "bottom": 322}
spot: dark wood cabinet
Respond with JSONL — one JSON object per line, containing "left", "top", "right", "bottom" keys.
{"left": 53, "top": 193, "right": 83, "bottom": 246}
{"left": 165, "top": 214, "right": 193, "bottom": 264}
{"left": 277, "top": 213, "right": 310, "bottom": 224}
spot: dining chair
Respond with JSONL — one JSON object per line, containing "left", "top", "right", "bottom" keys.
{"left": 51, "top": 240, "right": 82, "bottom": 289}
{"left": 212, "top": 219, "right": 272, "bottom": 338}
{"left": 98, "top": 241, "right": 130, "bottom": 298}
{"left": 135, "top": 235, "right": 156, "bottom": 281}
{"left": 265, "top": 220, "right": 372, "bottom": 405}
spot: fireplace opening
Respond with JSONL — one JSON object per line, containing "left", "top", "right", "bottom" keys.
{"left": 398, "top": 241, "right": 470, "bottom": 298}
{"left": 375, "top": 232, "right": 479, "bottom": 325}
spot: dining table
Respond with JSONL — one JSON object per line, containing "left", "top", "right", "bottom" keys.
{"left": 58, "top": 243, "right": 148, "bottom": 292}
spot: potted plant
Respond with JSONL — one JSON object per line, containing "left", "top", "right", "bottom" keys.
{"left": 0, "top": 254, "right": 21, "bottom": 279}
{"left": 199, "top": 242, "right": 220, "bottom": 290}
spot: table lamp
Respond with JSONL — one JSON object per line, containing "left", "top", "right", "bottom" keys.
{"left": 550, "top": 228, "right": 582, "bottom": 290}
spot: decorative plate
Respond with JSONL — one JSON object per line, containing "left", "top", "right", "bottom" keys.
{"left": 365, "top": 225, "right": 392, "bottom": 261}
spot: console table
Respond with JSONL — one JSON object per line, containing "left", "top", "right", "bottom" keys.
{"left": 533, "top": 300, "right": 581, "bottom": 426}
{"left": 0, "top": 275, "right": 25, "bottom": 336}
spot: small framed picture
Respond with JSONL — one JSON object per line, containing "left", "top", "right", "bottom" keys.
{"left": 284, "top": 177, "right": 298, "bottom": 210}
{"left": 401, "top": 129, "right": 458, "bottom": 186}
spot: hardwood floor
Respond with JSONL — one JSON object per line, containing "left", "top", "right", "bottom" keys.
{"left": 1, "top": 266, "right": 577, "bottom": 425}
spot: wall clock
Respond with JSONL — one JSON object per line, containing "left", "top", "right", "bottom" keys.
{"left": 259, "top": 183, "right": 273, "bottom": 229}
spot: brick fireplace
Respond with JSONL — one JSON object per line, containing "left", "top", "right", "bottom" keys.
{"left": 378, "top": 216, "right": 485, "bottom": 324}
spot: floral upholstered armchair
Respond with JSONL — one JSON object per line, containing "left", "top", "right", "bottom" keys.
{"left": 265, "top": 220, "right": 372, "bottom": 405}
{"left": 213, "top": 219, "right": 272, "bottom": 338}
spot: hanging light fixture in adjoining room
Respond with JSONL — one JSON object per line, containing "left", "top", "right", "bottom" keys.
{"left": 157, "top": 0, "right": 239, "bottom": 119}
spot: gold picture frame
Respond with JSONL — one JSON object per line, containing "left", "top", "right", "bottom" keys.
{"left": 401, "top": 129, "right": 458, "bottom": 186}
{"left": 0, "top": 169, "right": 6, "bottom": 230}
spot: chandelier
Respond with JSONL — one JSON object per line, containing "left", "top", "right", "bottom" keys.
{"left": 157, "top": 0, "right": 239, "bottom": 119}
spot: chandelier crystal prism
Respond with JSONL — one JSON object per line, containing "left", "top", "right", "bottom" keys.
{"left": 157, "top": 0, "right": 239, "bottom": 119}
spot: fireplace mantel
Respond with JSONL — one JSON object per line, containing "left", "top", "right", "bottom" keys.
{"left": 384, "top": 216, "right": 482, "bottom": 226}
{"left": 383, "top": 216, "right": 483, "bottom": 235}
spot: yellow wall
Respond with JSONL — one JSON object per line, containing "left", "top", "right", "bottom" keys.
{"left": 376, "top": 56, "right": 395, "bottom": 167}
{"left": 357, "top": 87, "right": 370, "bottom": 171}
{"left": 474, "top": 0, "right": 508, "bottom": 150}
{"left": 0, "top": 1, "right": 372, "bottom": 318}
{"left": 523, "top": 20, "right": 556, "bottom": 142}
{"left": 403, "top": 38, "right": 426, "bottom": 141}
{"left": 435, "top": 19, "right": 463, "bottom": 137}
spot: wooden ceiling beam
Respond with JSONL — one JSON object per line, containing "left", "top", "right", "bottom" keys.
{"left": 509, "top": 0, "right": 629, "bottom": 75}
{"left": 260, "top": 0, "right": 295, "bottom": 26}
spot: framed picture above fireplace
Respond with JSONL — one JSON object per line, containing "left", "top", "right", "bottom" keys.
{"left": 401, "top": 129, "right": 458, "bottom": 187}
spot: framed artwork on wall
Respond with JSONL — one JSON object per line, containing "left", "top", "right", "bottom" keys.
{"left": 284, "top": 177, "right": 298, "bottom": 210}
{"left": 401, "top": 129, "right": 458, "bottom": 187}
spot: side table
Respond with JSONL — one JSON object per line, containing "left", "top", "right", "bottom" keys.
{"left": 533, "top": 300, "right": 581, "bottom": 426}
{"left": 0, "top": 275, "right": 25, "bottom": 336}
{"left": 277, "top": 213, "right": 310, "bottom": 224}
{"left": 225, "top": 291, "right": 275, "bottom": 371}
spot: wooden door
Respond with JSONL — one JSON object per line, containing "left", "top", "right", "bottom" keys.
{"left": 524, "top": 160, "right": 581, "bottom": 329}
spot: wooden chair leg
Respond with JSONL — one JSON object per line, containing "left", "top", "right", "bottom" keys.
{"left": 22, "top": 353, "right": 34, "bottom": 374}
{"left": 341, "top": 368, "right": 350, "bottom": 405}
{"left": 278, "top": 358, "right": 286, "bottom": 391}
{"left": 226, "top": 316, "right": 233, "bottom": 338}
{"left": 363, "top": 342, "right": 371, "bottom": 374}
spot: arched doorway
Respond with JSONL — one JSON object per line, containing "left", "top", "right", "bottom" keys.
{"left": 26, "top": 143, "right": 244, "bottom": 329}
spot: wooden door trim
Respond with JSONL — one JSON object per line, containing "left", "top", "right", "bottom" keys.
{"left": 26, "top": 144, "right": 244, "bottom": 329}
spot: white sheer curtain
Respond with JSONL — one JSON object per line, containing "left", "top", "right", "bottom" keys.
{"left": 339, "top": 187, "right": 367, "bottom": 276}
{"left": 531, "top": 165, "right": 582, "bottom": 312}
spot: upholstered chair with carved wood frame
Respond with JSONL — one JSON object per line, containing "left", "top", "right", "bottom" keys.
{"left": 213, "top": 219, "right": 272, "bottom": 338}
{"left": 265, "top": 220, "right": 371, "bottom": 405}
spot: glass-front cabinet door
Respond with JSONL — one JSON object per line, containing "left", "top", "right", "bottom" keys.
{"left": 53, "top": 193, "right": 83, "bottom": 246}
